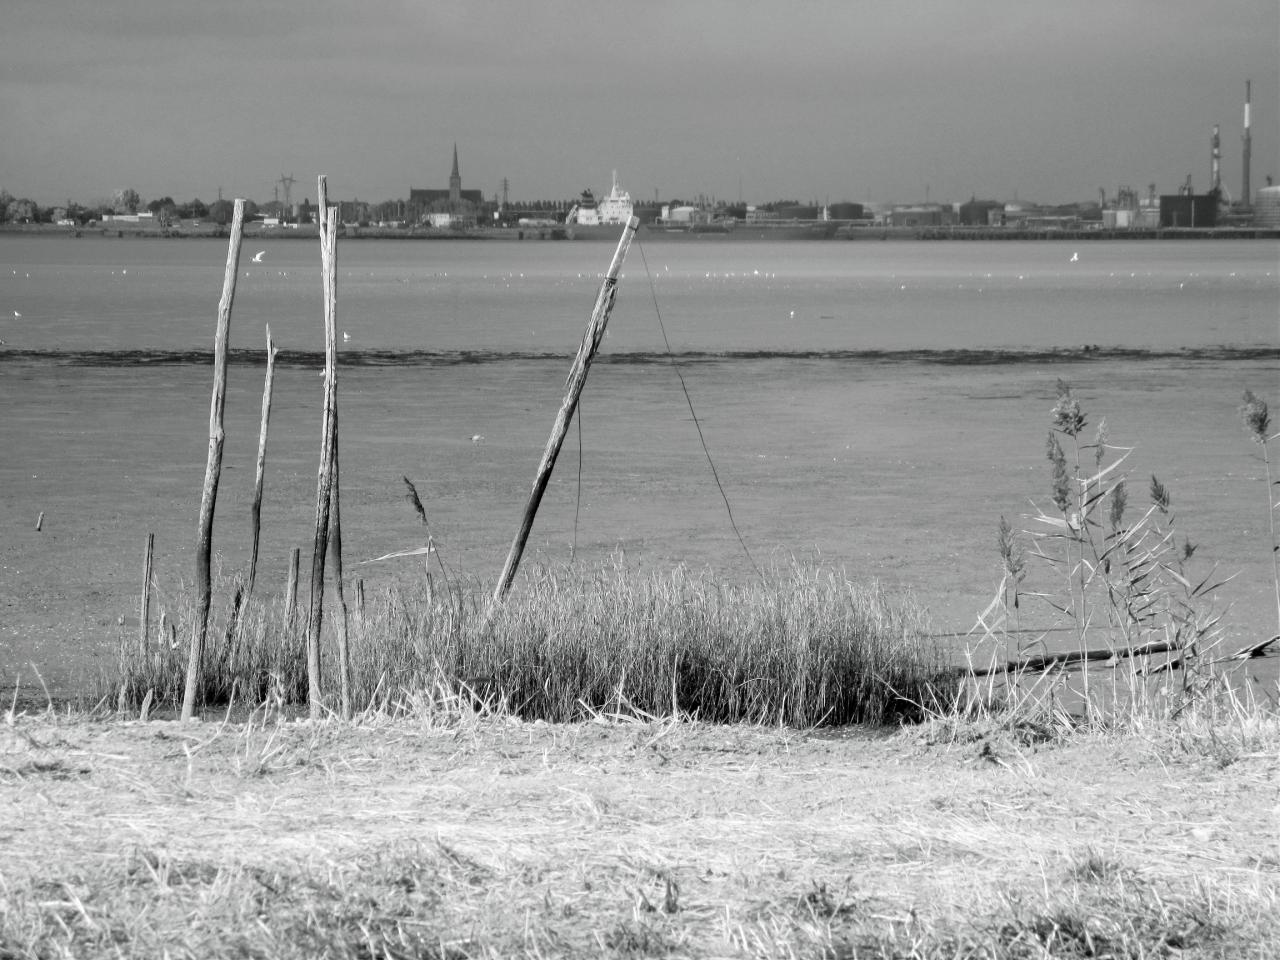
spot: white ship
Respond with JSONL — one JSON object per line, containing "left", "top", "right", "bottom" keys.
{"left": 566, "top": 170, "right": 634, "bottom": 228}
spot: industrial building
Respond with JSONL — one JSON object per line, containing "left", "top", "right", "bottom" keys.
{"left": 1254, "top": 185, "right": 1280, "bottom": 227}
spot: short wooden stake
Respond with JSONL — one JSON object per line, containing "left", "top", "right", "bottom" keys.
{"left": 284, "top": 547, "right": 300, "bottom": 636}
{"left": 35, "top": 511, "right": 44, "bottom": 531}
{"left": 181, "top": 198, "right": 245, "bottom": 722}
{"left": 139, "top": 532, "right": 154, "bottom": 658}
{"left": 493, "top": 217, "right": 638, "bottom": 602}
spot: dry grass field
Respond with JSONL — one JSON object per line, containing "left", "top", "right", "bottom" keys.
{"left": 3, "top": 701, "right": 1278, "bottom": 958}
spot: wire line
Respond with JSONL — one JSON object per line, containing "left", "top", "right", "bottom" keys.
{"left": 636, "top": 241, "right": 762, "bottom": 578}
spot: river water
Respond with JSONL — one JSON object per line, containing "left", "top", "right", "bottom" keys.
{"left": 1, "top": 235, "right": 1276, "bottom": 355}
{"left": 1, "top": 233, "right": 1277, "bottom": 697}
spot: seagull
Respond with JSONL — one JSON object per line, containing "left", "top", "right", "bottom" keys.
{"left": 13, "top": 311, "right": 21, "bottom": 318}
{"left": 471, "top": 434, "right": 485, "bottom": 443}
{"left": 1070, "top": 252, "right": 1079, "bottom": 262}
{"left": 252, "top": 250, "right": 266, "bottom": 263}
{"left": 342, "top": 331, "right": 352, "bottom": 341}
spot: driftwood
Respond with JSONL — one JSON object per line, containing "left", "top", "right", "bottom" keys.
{"left": 969, "top": 633, "right": 1279, "bottom": 679}
{"left": 247, "top": 325, "right": 279, "bottom": 595}
{"left": 968, "top": 638, "right": 1182, "bottom": 678}
{"left": 493, "top": 217, "right": 639, "bottom": 602}
{"left": 181, "top": 198, "right": 244, "bottom": 721}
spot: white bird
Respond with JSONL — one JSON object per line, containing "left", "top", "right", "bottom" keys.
{"left": 252, "top": 250, "right": 266, "bottom": 263}
{"left": 342, "top": 331, "right": 351, "bottom": 342}
{"left": 1070, "top": 252, "right": 1079, "bottom": 262}
{"left": 471, "top": 434, "right": 484, "bottom": 443}
{"left": 13, "top": 311, "right": 21, "bottom": 318}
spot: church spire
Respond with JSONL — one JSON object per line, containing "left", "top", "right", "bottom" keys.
{"left": 449, "top": 143, "right": 461, "bottom": 204}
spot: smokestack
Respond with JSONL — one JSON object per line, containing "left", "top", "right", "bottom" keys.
{"left": 1242, "top": 79, "right": 1252, "bottom": 207}
{"left": 1212, "top": 124, "right": 1221, "bottom": 193}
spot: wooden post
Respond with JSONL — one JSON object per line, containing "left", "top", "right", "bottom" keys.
{"left": 247, "top": 325, "right": 279, "bottom": 596}
{"left": 493, "top": 217, "right": 638, "bottom": 602}
{"left": 284, "top": 545, "right": 300, "bottom": 700}
{"left": 139, "top": 532, "right": 154, "bottom": 658}
{"left": 304, "top": 184, "right": 338, "bottom": 719}
{"left": 284, "top": 546, "right": 300, "bottom": 636}
{"left": 181, "top": 198, "right": 245, "bottom": 721}
{"left": 329, "top": 413, "right": 352, "bottom": 721}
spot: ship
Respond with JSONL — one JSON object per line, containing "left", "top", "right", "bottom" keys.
{"left": 563, "top": 171, "right": 635, "bottom": 239}
{"left": 561, "top": 172, "right": 844, "bottom": 241}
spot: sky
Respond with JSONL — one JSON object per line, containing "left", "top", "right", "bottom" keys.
{"left": 2, "top": 0, "right": 1277, "bottom": 209}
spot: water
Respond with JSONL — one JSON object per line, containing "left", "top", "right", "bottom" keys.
{"left": 1, "top": 235, "right": 1276, "bottom": 355}
{"left": 1, "top": 234, "right": 1277, "bottom": 698}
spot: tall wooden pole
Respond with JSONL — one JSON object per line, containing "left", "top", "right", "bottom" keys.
{"left": 493, "top": 217, "right": 638, "bottom": 602}
{"left": 182, "top": 198, "right": 245, "bottom": 721}
{"left": 247, "top": 325, "right": 279, "bottom": 596}
{"left": 304, "top": 182, "right": 338, "bottom": 719}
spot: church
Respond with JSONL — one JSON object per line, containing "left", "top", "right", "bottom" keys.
{"left": 409, "top": 145, "right": 484, "bottom": 226}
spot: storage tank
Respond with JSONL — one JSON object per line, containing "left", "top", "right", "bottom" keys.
{"left": 827, "top": 202, "right": 864, "bottom": 220}
{"left": 1253, "top": 185, "right": 1280, "bottom": 227}
{"left": 958, "top": 199, "right": 1001, "bottom": 225}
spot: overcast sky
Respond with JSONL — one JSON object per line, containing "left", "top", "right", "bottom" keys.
{"left": 3, "top": 0, "right": 1277, "bottom": 208}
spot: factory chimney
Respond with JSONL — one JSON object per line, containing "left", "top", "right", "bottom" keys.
{"left": 1211, "top": 124, "right": 1221, "bottom": 195}
{"left": 1242, "top": 79, "right": 1252, "bottom": 207}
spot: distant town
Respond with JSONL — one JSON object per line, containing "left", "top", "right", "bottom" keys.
{"left": 3, "top": 140, "right": 1277, "bottom": 236}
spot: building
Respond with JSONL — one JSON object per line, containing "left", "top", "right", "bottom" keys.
{"left": 889, "top": 204, "right": 953, "bottom": 227}
{"left": 409, "top": 144, "right": 484, "bottom": 226}
{"left": 1159, "top": 194, "right": 1218, "bottom": 228}
{"left": 1252, "top": 185, "right": 1280, "bottom": 227}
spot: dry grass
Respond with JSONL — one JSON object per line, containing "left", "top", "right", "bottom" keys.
{"left": 2, "top": 702, "right": 1278, "bottom": 958}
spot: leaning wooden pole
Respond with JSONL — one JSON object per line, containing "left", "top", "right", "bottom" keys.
{"left": 304, "top": 186, "right": 339, "bottom": 719}
{"left": 247, "top": 325, "right": 279, "bottom": 596}
{"left": 181, "top": 198, "right": 245, "bottom": 721}
{"left": 493, "top": 216, "right": 639, "bottom": 603}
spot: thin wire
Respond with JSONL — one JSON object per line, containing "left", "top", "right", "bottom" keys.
{"left": 636, "top": 240, "right": 762, "bottom": 578}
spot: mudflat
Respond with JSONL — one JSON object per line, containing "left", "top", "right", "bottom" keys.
{"left": 1, "top": 353, "right": 1277, "bottom": 700}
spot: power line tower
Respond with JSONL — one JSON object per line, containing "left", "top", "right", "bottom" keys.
{"left": 279, "top": 173, "right": 296, "bottom": 224}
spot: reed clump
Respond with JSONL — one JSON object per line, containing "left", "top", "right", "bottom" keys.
{"left": 109, "top": 560, "right": 956, "bottom": 727}
{"left": 959, "top": 380, "right": 1274, "bottom": 737}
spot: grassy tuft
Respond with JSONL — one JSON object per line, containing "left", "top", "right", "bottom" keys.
{"left": 107, "top": 559, "right": 956, "bottom": 727}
